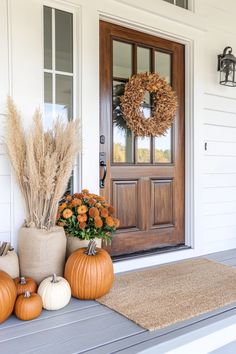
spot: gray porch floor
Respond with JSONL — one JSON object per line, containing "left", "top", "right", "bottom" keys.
{"left": 2, "top": 250, "right": 236, "bottom": 354}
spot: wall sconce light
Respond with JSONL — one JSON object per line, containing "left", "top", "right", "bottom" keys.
{"left": 217, "top": 46, "right": 236, "bottom": 87}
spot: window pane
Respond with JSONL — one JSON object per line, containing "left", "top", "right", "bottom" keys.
{"left": 113, "top": 41, "right": 132, "bottom": 79}
{"left": 56, "top": 75, "right": 73, "bottom": 121}
{"left": 136, "top": 137, "right": 151, "bottom": 163}
{"left": 44, "top": 73, "right": 53, "bottom": 129}
{"left": 44, "top": 6, "right": 52, "bottom": 70}
{"left": 176, "top": 0, "right": 188, "bottom": 8}
{"left": 55, "top": 10, "right": 73, "bottom": 72}
{"left": 155, "top": 51, "right": 171, "bottom": 84}
{"left": 113, "top": 80, "right": 133, "bottom": 163}
{"left": 154, "top": 129, "right": 172, "bottom": 163}
{"left": 113, "top": 126, "right": 133, "bottom": 163}
{"left": 137, "top": 47, "right": 150, "bottom": 73}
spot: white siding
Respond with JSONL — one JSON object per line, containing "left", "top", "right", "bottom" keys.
{"left": 0, "top": 0, "right": 11, "bottom": 243}
{"left": 203, "top": 92, "right": 236, "bottom": 252}
{"left": 0, "top": 0, "right": 236, "bottom": 265}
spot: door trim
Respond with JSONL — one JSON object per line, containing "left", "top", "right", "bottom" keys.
{"left": 99, "top": 13, "right": 195, "bottom": 251}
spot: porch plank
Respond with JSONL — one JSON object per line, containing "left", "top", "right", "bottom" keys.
{"left": 2, "top": 249, "right": 236, "bottom": 353}
{"left": 211, "top": 340, "right": 236, "bottom": 354}
{"left": 206, "top": 248, "right": 236, "bottom": 261}
{"left": 0, "top": 298, "right": 98, "bottom": 330}
{"left": 0, "top": 312, "right": 143, "bottom": 354}
{"left": 87, "top": 303, "right": 236, "bottom": 354}
{"left": 0, "top": 305, "right": 111, "bottom": 343}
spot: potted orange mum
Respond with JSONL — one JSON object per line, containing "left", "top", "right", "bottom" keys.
{"left": 57, "top": 189, "right": 119, "bottom": 257}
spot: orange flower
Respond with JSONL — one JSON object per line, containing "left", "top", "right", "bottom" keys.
{"left": 89, "top": 207, "right": 99, "bottom": 218}
{"left": 100, "top": 208, "right": 108, "bottom": 218}
{"left": 108, "top": 206, "right": 115, "bottom": 215}
{"left": 88, "top": 198, "right": 96, "bottom": 206}
{"left": 114, "top": 218, "right": 120, "bottom": 228}
{"left": 106, "top": 216, "right": 114, "bottom": 227}
{"left": 95, "top": 202, "right": 102, "bottom": 208}
{"left": 62, "top": 208, "right": 73, "bottom": 219}
{"left": 96, "top": 195, "right": 105, "bottom": 202}
{"left": 77, "top": 205, "right": 88, "bottom": 214}
{"left": 71, "top": 199, "right": 82, "bottom": 207}
{"left": 58, "top": 203, "right": 67, "bottom": 212}
{"left": 77, "top": 214, "right": 87, "bottom": 222}
{"left": 94, "top": 217, "right": 103, "bottom": 228}
{"left": 82, "top": 189, "right": 89, "bottom": 194}
{"left": 79, "top": 222, "right": 86, "bottom": 230}
{"left": 66, "top": 195, "right": 72, "bottom": 201}
{"left": 73, "top": 193, "right": 84, "bottom": 199}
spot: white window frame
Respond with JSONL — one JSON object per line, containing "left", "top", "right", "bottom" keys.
{"left": 163, "top": 0, "right": 195, "bottom": 11}
{"left": 42, "top": 1, "right": 82, "bottom": 193}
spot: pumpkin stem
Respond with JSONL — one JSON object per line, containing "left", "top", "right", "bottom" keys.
{"left": 85, "top": 240, "right": 97, "bottom": 256}
{"left": 20, "top": 276, "right": 27, "bottom": 285}
{"left": 24, "top": 291, "right": 31, "bottom": 298}
{"left": 51, "top": 273, "right": 58, "bottom": 283}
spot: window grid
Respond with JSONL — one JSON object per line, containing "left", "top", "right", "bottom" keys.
{"left": 163, "top": 0, "right": 188, "bottom": 9}
{"left": 43, "top": 7, "right": 74, "bottom": 121}
{"left": 43, "top": 6, "right": 75, "bottom": 193}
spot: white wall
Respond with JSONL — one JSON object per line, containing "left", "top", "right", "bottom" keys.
{"left": 0, "top": 0, "right": 236, "bottom": 271}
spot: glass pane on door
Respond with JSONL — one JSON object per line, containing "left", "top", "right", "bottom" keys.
{"left": 155, "top": 51, "right": 172, "bottom": 163}
{"left": 113, "top": 41, "right": 132, "bottom": 79}
{"left": 136, "top": 137, "right": 151, "bottom": 163}
{"left": 113, "top": 80, "right": 133, "bottom": 163}
{"left": 137, "top": 47, "right": 151, "bottom": 73}
{"left": 155, "top": 51, "right": 171, "bottom": 84}
{"left": 154, "top": 129, "right": 172, "bottom": 163}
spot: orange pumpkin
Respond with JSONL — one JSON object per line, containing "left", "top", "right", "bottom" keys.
{"left": 0, "top": 270, "right": 17, "bottom": 323}
{"left": 14, "top": 276, "right": 37, "bottom": 296}
{"left": 64, "top": 240, "right": 114, "bottom": 299}
{"left": 14, "top": 291, "right": 43, "bottom": 321}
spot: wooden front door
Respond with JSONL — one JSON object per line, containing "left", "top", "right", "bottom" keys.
{"left": 100, "top": 21, "right": 185, "bottom": 257}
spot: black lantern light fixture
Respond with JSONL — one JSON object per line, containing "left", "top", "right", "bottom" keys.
{"left": 217, "top": 46, "right": 236, "bottom": 87}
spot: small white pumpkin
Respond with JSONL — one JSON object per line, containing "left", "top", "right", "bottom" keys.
{"left": 38, "top": 274, "right": 71, "bottom": 310}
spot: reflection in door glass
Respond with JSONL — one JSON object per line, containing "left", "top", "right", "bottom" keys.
{"left": 154, "top": 128, "right": 172, "bottom": 163}
{"left": 137, "top": 137, "right": 151, "bottom": 163}
{"left": 113, "top": 41, "right": 132, "bottom": 79}
{"left": 113, "top": 80, "right": 133, "bottom": 163}
{"left": 155, "top": 51, "right": 171, "bottom": 84}
{"left": 113, "top": 125, "right": 133, "bottom": 163}
{"left": 137, "top": 47, "right": 150, "bottom": 73}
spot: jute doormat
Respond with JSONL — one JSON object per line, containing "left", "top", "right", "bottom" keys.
{"left": 97, "top": 258, "right": 236, "bottom": 331}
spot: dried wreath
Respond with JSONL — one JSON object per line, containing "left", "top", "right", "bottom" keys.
{"left": 120, "top": 72, "right": 178, "bottom": 137}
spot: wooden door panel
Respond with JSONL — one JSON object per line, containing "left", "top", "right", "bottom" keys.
{"left": 100, "top": 21, "right": 185, "bottom": 257}
{"left": 112, "top": 180, "right": 138, "bottom": 230}
{"left": 151, "top": 179, "right": 174, "bottom": 228}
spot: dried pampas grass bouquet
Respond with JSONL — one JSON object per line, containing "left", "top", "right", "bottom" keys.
{"left": 5, "top": 97, "right": 80, "bottom": 230}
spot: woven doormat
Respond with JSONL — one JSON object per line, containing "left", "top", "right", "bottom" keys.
{"left": 97, "top": 258, "right": 236, "bottom": 331}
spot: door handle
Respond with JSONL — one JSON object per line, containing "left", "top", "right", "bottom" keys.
{"left": 100, "top": 161, "right": 107, "bottom": 188}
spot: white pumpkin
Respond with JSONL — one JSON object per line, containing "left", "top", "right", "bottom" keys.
{"left": 38, "top": 274, "right": 71, "bottom": 310}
